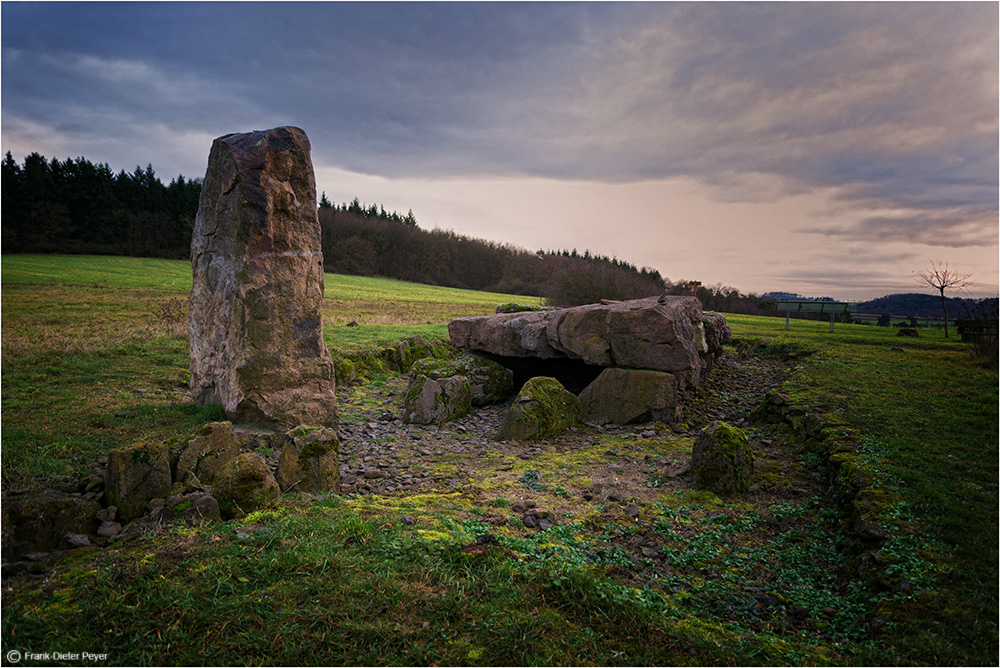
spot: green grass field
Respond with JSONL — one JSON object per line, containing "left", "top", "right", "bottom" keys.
{"left": 2, "top": 255, "right": 996, "bottom": 666}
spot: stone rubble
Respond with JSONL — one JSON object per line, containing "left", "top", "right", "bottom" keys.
{"left": 2, "top": 350, "right": 789, "bottom": 575}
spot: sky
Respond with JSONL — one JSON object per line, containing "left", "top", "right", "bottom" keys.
{"left": 2, "top": 1, "right": 997, "bottom": 300}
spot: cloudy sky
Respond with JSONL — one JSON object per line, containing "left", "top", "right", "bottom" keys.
{"left": 3, "top": 1, "right": 997, "bottom": 299}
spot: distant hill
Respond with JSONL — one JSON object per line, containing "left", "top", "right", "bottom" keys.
{"left": 854, "top": 293, "right": 995, "bottom": 319}
{"left": 763, "top": 291, "right": 835, "bottom": 302}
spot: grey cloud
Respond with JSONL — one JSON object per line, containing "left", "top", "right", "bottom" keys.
{"left": 807, "top": 210, "right": 998, "bottom": 249}
{"left": 2, "top": 2, "right": 996, "bottom": 250}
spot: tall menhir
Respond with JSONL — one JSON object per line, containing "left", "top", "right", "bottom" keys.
{"left": 188, "top": 126, "right": 338, "bottom": 428}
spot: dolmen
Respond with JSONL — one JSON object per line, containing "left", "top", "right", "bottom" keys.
{"left": 422, "top": 295, "right": 732, "bottom": 436}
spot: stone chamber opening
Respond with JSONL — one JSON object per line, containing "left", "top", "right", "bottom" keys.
{"left": 475, "top": 352, "right": 605, "bottom": 396}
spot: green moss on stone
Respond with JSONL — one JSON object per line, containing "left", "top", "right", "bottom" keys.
{"left": 496, "top": 376, "right": 581, "bottom": 441}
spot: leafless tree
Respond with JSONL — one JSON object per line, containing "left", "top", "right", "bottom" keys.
{"left": 916, "top": 261, "right": 973, "bottom": 337}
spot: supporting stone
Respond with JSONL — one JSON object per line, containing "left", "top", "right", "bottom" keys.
{"left": 188, "top": 126, "right": 337, "bottom": 428}
{"left": 579, "top": 367, "right": 679, "bottom": 425}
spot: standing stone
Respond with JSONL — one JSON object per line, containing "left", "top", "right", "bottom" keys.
{"left": 189, "top": 127, "right": 337, "bottom": 428}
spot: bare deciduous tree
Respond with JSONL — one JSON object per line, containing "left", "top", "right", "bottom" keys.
{"left": 916, "top": 261, "right": 973, "bottom": 337}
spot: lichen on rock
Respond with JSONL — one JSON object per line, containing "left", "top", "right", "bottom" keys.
{"left": 173, "top": 420, "right": 240, "bottom": 487}
{"left": 579, "top": 367, "right": 678, "bottom": 425}
{"left": 105, "top": 442, "right": 173, "bottom": 522}
{"left": 403, "top": 374, "right": 472, "bottom": 425}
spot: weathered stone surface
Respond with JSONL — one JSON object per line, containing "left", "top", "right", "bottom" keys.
{"left": 403, "top": 375, "right": 472, "bottom": 425}
{"left": 163, "top": 492, "right": 222, "bottom": 523}
{"left": 691, "top": 422, "right": 755, "bottom": 494}
{"left": 579, "top": 367, "right": 679, "bottom": 425}
{"left": 106, "top": 442, "right": 173, "bottom": 522}
{"left": 496, "top": 376, "right": 581, "bottom": 441}
{"left": 188, "top": 126, "right": 338, "bottom": 429}
{"left": 409, "top": 353, "right": 513, "bottom": 406}
{"left": 449, "top": 309, "right": 564, "bottom": 359}
{"left": 174, "top": 421, "right": 240, "bottom": 485}
{"left": 450, "top": 296, "right": 730, "bottom": 388}
{"left": 276, "top": 426, "right": 341, "bottom": 493}
{"left": 213, "top": 453, "right": 280, "bottom": 519}
{"left": 702, "top": 311, "right": 732, "bottom": 366}
{"left": 1, "top": 491, "right": 101, "bottom": 561}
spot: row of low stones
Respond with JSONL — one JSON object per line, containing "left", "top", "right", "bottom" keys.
{"left": 2, "top": 416, "right": 754, "bottom": 565}
{"left": 402, "top": 353, "right": 683, "bottom": 438}
{"left": 2, "top": 422, "right": 340, "bottom": 564}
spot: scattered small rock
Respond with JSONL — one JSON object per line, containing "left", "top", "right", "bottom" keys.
{"left": 97, "top": 521, "right": 122, "bottom": 538}
{"left": 64, "top": 534, "right": 91, "bottom": 549}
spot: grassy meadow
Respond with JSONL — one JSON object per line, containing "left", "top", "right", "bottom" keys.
{"left": 1, "top": 254, "right": 996, "bottom": 666}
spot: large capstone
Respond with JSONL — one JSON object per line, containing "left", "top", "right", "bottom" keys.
{"left": 189, "top": 126, "right": 338, "bottom": 429}
{"left": 449, "top": 296, "right": 729, "bottom": 389}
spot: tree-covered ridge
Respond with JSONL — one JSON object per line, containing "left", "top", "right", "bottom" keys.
{"left": 853, "top": 292, "right": 991, "bottom": 319}
{"left": 2, "top": 151, "right": 201, "bottom": 258}
{"left": 318, "top": 206, "right": 666, "bottom": 303}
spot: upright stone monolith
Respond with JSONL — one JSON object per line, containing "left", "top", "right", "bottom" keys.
{"left": 188, "top": 126, "right": 338, "bottom": 428}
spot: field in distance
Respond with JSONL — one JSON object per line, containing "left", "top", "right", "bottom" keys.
{"left": 1, "top": 254, "right": 538, "bottom": 355}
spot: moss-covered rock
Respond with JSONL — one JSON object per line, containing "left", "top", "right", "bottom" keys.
{"left": 174, "top": 421, "right": 240, "bottom": 487}
{"left": 403, "top": 375, "right": 472, "bottom": 425}
{"left": 162, "top": 491, "right": 222, "bottom": 523}
{"left": 276, "top": 425, "right": 341, "bottom": 493}
{"left": 212, "top": 453, "right": 280, "bottom": 519}
{"left": 495, "top": 376, "right": 582, "bottom": 441}
{"left": 334, "top": 358, "right": 358, "bottom": 386}
{"left": 409, "top": 353, "right": 513, "bottom": 406}
{"left": 691, "top": 422, "right": 755, "bottom": 494}
{"left": 105, "top": 442, "right": 173, "bottom": 522}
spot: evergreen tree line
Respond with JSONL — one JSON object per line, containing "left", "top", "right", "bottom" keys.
{"left": 1, "top": 150, "right": 666, "bottom": 304}
{"left": 319, "top": 207, "right": 667, "bottom": 304}
{"left": 2, "top": 152, "right": 201, "bottom": 258}
{"left": 320, "top": 193, "right": 417, "bottom": 227}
